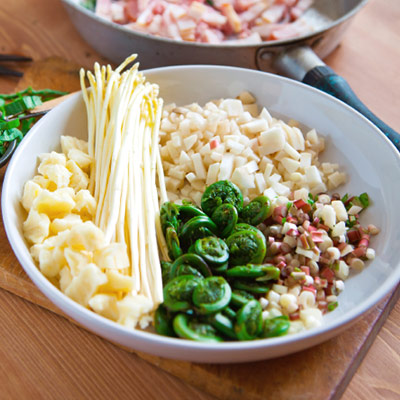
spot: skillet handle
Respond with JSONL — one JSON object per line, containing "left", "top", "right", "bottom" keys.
{"left": 303, "top": 65, "right": 400, "bottom": 151}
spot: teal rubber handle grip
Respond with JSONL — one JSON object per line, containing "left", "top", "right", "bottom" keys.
{"left": 303, "top": 66, "right": 400, "bottom": 152}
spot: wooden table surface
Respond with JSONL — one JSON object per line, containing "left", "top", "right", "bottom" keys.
{"left": 0, "top": 0, "right": 399, "bottom": 399}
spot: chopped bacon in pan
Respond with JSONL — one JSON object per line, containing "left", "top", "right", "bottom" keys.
{"left": 87, "top": 0, "right": 314, "bottom": 43}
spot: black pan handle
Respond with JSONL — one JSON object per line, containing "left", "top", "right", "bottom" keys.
{"left": 269, "top": 46, "right": 400, "bottom": 152}
{"left": 303, "top": 65, "right": 400, "bottom": 151}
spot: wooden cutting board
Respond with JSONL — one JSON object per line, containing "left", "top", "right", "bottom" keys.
{"left": 0, "top": 58, "right": 399, "bottom": 400}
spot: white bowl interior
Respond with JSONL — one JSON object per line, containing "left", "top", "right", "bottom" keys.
{"left": 2, "top": 66, "right": 400, "bottom": 363}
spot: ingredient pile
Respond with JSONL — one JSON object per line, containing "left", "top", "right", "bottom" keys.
{"left": 20, "top": 56, "right": 379, "bottom": 342}
{"left": 156, "top": 181, "right": 376, "bottom": 341}
{"left": 82, "top": 0, "right": 314, "bottom": 44}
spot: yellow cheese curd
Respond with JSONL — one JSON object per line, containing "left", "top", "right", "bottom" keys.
{"left": 22, "top": 135, "right": 153, "bottom": 329}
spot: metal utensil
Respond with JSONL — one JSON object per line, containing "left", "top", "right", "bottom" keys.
{"left": 0, "top": 93, "right": 73, "bottom": 168}
{"left": 60, "top": 0, "right": 400, "bottom": 150}
{"left": 0, "top": 111, "right": 48, "bottom": 168}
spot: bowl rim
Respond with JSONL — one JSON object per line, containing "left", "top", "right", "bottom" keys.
{"left": 60, "top": 0, "right": 369, "bottom": 50}
{"left": 3, "top": 64, "right": 400, "bottom": 357}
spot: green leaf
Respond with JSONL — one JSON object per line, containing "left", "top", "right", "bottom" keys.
{"left": 20, "top": 117, "right": 35, "bottom": 135}
{"left": 0, "top": 118, "right": 20, "bottom": 130}
{"left": 358, "top": 192, "right": 369, "bottom": 208}
{"left": 341, "top": 193, "right": 349, "bottom": 203}
{"left": 4, "top": 95, "right": 42, "bottom": 116}
{"left": 0, "top": 128, "right": 23, "bottom": 142}
{"left": 0, "top": 87, "right": 67, "bottom": 101}
{"left": 327, "top": 301, "right": 338, "bottom": 311}
{"left": 81, "top": 0, "right": 96, "bottom": 11}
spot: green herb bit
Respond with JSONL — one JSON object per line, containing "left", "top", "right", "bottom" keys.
{"left": 0, "top": 87, "right": 67, "bottom": 101}
{"left": 327, "top": 301, "right": 338, "bottom": 311}
{"left": 20, "top": 117, "right": 35, "bottom": 135}
{"left": 346, "top": 215, "right": 358, "bottom": 228}
{"left": 80, "top": 0, "right": 97, "bottom": 11}
{"left": 0, "top": 118, "right": 20, "bottom": 130}
{"left": 4, "top": 95, "right": 42, "bottom": 116}
{"left": 358, "top": 192, "right": 369, "bottom": 208}
{"left": 0, "top": 128, "right": 23, "bottom": 143}
{"left": 341, "top": 193, "right": 349, "bottom": 203}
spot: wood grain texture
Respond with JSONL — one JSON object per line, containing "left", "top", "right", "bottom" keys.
{"left": 0, "top": 288, "right": 216, "bottom": 400}
{"left": 0, "top": 0, "right": 399, "bottom": 399}
{"left": 342, "top": 301, "right": 400, "bottom": 400}
{"left": 324, "top": 0, "right": 400, "bottom": 132}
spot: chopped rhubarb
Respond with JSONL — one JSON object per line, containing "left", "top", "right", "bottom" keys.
{"left": 209, "top": 138, "right": 219, "bottom": 149}
{"left": 347, "top": 229, "right": 361, "bottom": 243}
{"left": 294, "top": 199, "right": 307, "bottom": 209}
{"left": 302, "top": 285, "right": 316, "bottom": 295}
{"left": 321, "top": 267, "right": 335, "bottom": 283}
{"left": 311, "top": 231, "right": 324, "bottom": 243}
{"left": 289, "top": 312, "right": 300, "bottom": 321}
{"left": 300, "top": 266, "right": 310, "bottom": 275}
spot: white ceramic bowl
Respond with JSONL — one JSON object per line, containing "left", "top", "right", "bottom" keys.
{"left": 2, "top": 66, "right": 400, "bottom": 363}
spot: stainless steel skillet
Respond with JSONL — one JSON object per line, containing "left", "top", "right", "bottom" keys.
{"left": 61, "top": 0, "right": 400, "bottom": 150}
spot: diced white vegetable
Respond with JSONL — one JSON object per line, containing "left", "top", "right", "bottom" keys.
{"left": 238, "top": 91, "right": 256, "bottom": 104}
{"left": 327, "top": 247, "right": 341, "bottom": 260}
{"left": 264, "top": 187, "right": 278, "bottom": 199}
{"left": 331, "top": 221, "right": 346, "bottom": 237}
{"left": 206, "top": 163, "right": 220, "bottom": 185}
{"left": 220, "top": 99, "right": 244, "bottom": 116}
{"left": 288, "top": 126, "right": 305, "bottom": 151}
{"left": 255, "top": 173, "right": 266, "bottom": 193}
{"left": 293, "top": 188, "right": 309, "bottom": 201}
{"left": 306, "top": 129, "right": 319, "bottom": 145}
{"left": 183, "top": 134, "right": 198, "bottom": 151}
{"left": 231, "top": 167, "right": 255, "bottom": 189}
{"left": 300, "top": 308, "right": 323, "bottom": 329}
{"left": 328, "top": 171, "right": 346, "bottom": 188}
{"left": 305, "top": 165, "right": 322, "bottom": 185}
{"left": 296, "top": 246, "right": 320, "bottom": 261}
{"left": 283, "top": 142, "right": 301, "bottom": 160}
{"left": 331, "top": 200, "right": 348, "bottom": 221}
{"left": 348, "top": 205, "right": 363, "bottom": 215}
{"left": 281, "top": 157, "right": 300, "bottom": 174}
{"left": 259, "top": 107, "right": 272, "bottom": 125}
{"left": 236, "top": 111, "right": 253, "bottom": 124}
{"left": 321, "top": 205, "right": 336, "bottom": 228}
{"left": 218, "top": 154, "right": 235, "bottom": 180}
{"left": 191, "top": 153, "right": 206, "bottom": 180}
{"left": 259, "top": 126, "right": 285, "bottom": 155}
{"left": 299, "top": 152, "right": 312, "bottom": 169}
{"left": 335, "top": 260, "right": 350, "bottom": 280}
{"left": 272, "top": 284, "right": 288, "bottom": 295}
{"left": 272, "top": 181, "right": 290, "bottom": 196}
{"left": 245, "top": 160, "right": 259, "bottom": 174}
{"left": 366, "top": 248, "right": 376, "bottom": 260}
